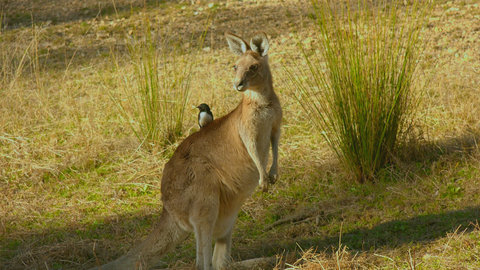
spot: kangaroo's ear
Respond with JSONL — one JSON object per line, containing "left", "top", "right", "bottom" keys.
{"left": 225, "top": 32, "right": 249, "bottom": 56}
{"left": 250, "top": 32, "right": 269, "bottom": 56}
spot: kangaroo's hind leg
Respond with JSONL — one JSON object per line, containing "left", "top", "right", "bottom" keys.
{"left": 190, "top": 194, "right": 219, "bottom": 270}
{"left": 212, "top": 223, "right": 234, "bottom": 270}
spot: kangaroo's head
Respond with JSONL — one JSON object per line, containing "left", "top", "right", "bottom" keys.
{"left": 225, "top": 32, "right": 270, "bottom": 92}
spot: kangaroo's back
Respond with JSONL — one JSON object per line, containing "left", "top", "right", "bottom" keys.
{"left": 161, "top": 104, "right": 259, "bottom": 220}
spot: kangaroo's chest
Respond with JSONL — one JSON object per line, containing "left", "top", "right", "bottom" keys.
{"left": 240, "top": 106, "right": 274, "bottom": 153}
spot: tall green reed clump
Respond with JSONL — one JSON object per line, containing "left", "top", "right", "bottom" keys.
{"left": 113, "top": 20, "right": 200, "bottom": 148}
{"left": 286, "top": 0, "right": 429, "bottom": 182}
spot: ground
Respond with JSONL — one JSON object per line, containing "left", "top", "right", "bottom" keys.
{"left": 0, "top": 0, "right": 479, "bottom": 269}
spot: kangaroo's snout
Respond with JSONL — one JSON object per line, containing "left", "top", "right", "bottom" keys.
{"left": 234, "top": 78, "right": 247, "bottom": 91}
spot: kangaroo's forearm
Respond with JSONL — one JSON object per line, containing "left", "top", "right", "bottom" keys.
{"left": 269, "top": 126, "right": 281, "bottom": 175}
{"left": 245, "top": 141, "right": 268, "bottom": 178}
{"left": 269, "top": 143, "right": 278, "bottom": 174}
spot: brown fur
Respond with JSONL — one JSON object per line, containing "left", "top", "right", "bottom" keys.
{"left": 90, "top": 32, "right": 282, "bottom": 270}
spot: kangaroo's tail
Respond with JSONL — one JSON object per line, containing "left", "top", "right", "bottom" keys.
{"left": 90, "top": 209, "right": 188, "bottom": 270}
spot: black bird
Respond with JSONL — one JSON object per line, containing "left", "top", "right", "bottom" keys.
{"left": 196, "top": 103, "right": 213, "bottom": 128}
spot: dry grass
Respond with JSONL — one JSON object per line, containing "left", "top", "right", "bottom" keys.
{"left": 0, "top": 0, "right": 479, "bottom": 269}
{"left": 283, "top": 222, "right": 480, "bottom": 269}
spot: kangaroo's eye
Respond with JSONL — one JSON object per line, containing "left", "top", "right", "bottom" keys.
{"left": 249, "top": 64, "right": 258, "bottom": 71}
{"left": 233, "top": 65, "right": 238, "bottom": 71}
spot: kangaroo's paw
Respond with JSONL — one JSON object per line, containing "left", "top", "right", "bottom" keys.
{"left": 259, "top": 179, "right": 269, "bottom": 192}
{"left": 268, "top": 173, "right": 278, "bottom": 185}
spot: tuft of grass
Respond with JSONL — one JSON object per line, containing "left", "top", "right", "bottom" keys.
{"left": 111, "top": 19, "right": 198, "bottom": 148}
{"left": 285, "top": 0, "right": 430, "bottom": 182}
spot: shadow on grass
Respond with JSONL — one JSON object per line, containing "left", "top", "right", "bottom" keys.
{"left": 340, "top": 206, "right": 480, "bottom": 249}
{"left": 239, "top": 206, "right": 480, "bottom": 260}
{"left": 0, "top": 211, "right": 163, "bottom": 270}
{"left": 2, "top": 206, "right": 478, "bottom": 269}
{"left": 1, "top": 0, "right": 163, "bottom": 29}
{"left": 2, "top": 0, "right": 302, "bottom": 74}
{"left": 398, "top": 127, "right": 480, "bottom": 165}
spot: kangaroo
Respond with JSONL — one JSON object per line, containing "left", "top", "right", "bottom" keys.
{"left": 90, "top": 32, "right": 282, "bottom": 270}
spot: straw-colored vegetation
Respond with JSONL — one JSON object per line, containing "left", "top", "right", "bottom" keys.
{"left": 1, "top": 0, "right": 479, "bottom": 269}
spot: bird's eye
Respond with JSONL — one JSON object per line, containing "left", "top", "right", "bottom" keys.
{"left": 249, "top": 65, "right": 258, "bottom": 71}
{"left": 233, "top": 65, "right": 238, "bottom": 71}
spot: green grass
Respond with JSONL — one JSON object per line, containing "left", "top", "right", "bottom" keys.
{"left": 285, "top": 0, "right": 429, "bottom": 182}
